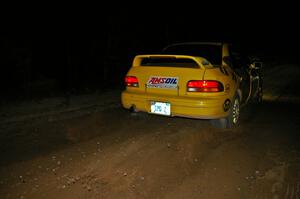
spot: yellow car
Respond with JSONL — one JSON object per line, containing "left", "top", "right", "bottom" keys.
{"left": 121, "top": 42, "right": 263, "bottom": 128}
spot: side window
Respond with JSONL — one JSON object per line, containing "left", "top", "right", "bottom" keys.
{"left": 229, "top": 45, "right": 249, "bottom": 70}
{"left": 224, "top": 44, "right": 235, "bottom": 69}
{"left": 230, "top": 47, "right": 240, "bottom": 68}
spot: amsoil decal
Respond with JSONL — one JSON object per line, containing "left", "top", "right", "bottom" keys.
{"left": 147, "top": 76, "right": 179, "bottom": 89}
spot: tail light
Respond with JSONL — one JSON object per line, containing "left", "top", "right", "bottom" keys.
{"left": 125, "top": 76, "right": 139, "bottom": 87}
{"left": 187, "top": 80, "right": 224, "bottom": 92}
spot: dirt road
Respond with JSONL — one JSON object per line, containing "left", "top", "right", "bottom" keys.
{"left": 1, "top": 64, "right": 300, "bottom": 199}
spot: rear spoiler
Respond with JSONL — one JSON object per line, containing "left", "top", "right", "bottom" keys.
{"left": 132, "top": 54, "right": 208, "bottom": 69}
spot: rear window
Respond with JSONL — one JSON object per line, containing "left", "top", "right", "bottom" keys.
{"left": 162, "top": 44, "right": 222, "bottom": 66}
{"left": 140, "top": 57, "right": 199, "bottom": 68}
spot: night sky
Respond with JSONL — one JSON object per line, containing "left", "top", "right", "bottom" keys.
{"left": 1, "top": 5, "right": 299, "bottom": 100}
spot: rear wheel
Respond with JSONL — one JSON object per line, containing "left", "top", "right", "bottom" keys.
{"left": 129, "top": 105, "right": 139, "bottom": 116}
{"left": 210, "top": 96, "right": 240, "bottom": 129}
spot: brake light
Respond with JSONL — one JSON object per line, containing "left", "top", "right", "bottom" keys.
{"left": 187, "top": 80, "right": 224, "bottom": 92}
{"left": 125, "top": 76, "right": 139, "bottom": 87}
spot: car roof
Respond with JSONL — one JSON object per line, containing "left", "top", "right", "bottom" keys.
{"left": 162, "top": 42, "right": 226, "bottom": 51}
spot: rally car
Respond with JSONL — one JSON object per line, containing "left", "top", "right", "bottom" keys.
{"left": 121, "top": 42, "right": 263, "bottom": 128}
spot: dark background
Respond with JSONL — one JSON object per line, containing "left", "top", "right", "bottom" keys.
{"left": 1, "top": 6, "right": 299, "bottom": 101}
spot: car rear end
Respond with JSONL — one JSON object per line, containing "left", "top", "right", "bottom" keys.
{"left": 121, "top": 54, "right": 232, "bottom": 119}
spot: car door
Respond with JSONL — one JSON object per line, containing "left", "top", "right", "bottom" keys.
{"left": 249, "top": 60, "right": 263, "bottom": 100}
{"left": 229, "top": 49, "right": 251, "bottom": 104}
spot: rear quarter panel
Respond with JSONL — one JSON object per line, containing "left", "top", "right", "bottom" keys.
{"left": 203, "top": 66, "right": 238, "bottom": 101}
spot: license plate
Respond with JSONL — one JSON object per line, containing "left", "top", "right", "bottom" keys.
{"left": 150, "top": 102, "right": 171, "bottom": 116}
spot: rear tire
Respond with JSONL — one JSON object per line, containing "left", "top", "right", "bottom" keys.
{"left": 129, "top": 105, "right": 139, "bottom": 116}
{"left": 210, "top": 96, "right": 240, "bottom": 129}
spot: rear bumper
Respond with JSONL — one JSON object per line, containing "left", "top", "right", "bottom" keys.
{"left": 121, "top": 91, "right": 230, "bottom": 119}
